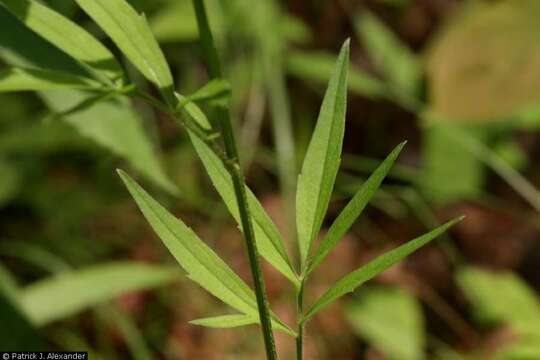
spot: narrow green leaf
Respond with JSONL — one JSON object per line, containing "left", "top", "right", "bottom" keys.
{"left": 75, "top": 0, "right": 175, "bottom": 104}
{"left": 0, "top": 67, "right": 103, "bottom": 92}
{"left": 307, "top": 141, "right": 406, "bottom": 275}
{"left": 296, "top": 40, "right": 350, "bottom": 268}
{"left": 19, "top": 262, "right": 179, "bottom": 326}
{"left": 189, "top": 134, "right": 298, "bottom": 286}
{"left": 304, "top": 217, "right": 463, "bottom": 321}
{"left": 118, "top": 170, "right": 294, "bottom": 335}
{"left": 178, "top": 78, "right": 231, "bottom": 109}
{"left": 287, "top": 50, "right": 387, "bottom": 99}
{"left": 190, "top": 314, "right": 257, "bottom": 328}
{"left": 0, "top": 0, "right": 122, "bottom": 80}
{"left": 345, "top": 287, "right": 425, "bottom": 360}
{"left": 190, "top": 314, "right": 295, "bottom": 336}
{"left": 353, "top": 11, "right": 421, "bottom": 99}
{"left": 42, "top": 90, "right": 177, "bottom": 194}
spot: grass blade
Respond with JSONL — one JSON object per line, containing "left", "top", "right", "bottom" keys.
{"left": 306, "top": 141, "right": 407, "bottom": 275}
{"left": 0, "top": 67, "right": 103, "bottom": 92}
{"left": 304, "top": 217, "right": 464, "bottom": 321}
{"left": 75, "top": 0, "right": 175, "bottom": 105}
{"left": 0, "top": 0, "right": 121, "bottom": 80}
{"left": 190, "top": 133, "right": 298, "bottom": 286}
{"left": 19, "top": 262, "right": 179, "bottom": 326}
{"left": 118, "top": 170, "right": 294, "bottom": 335}
{"left": 296, "top": 40, "right": 350, "bottom": 268}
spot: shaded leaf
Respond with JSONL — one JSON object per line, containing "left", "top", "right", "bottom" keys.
{"left": 19, "top": 262, "right": 179, "bottom": 326}
{"left": 296, "top": 40, "right": 349, "bottom": 268}
{"left": 0, "top": 67, "right": 102, "bottom": 92}
{"left": 353, "top": 11, "right": 421, "bottom": 100}
{"left": 304, "top": 217, "right": 462, "bottom": 320}
{"left": 457, "top": 267, "right": 540, "bottom": 336}
{"left": 307, "top": 142, "right": 406, "bottom": 275}
{"left": 75, "top": 0, "right": 174, "bottom": 104}
{"left": 118, "top": 171, "right": 294, "bottom": 335}
{"left": 42, "top": 90, "right": 176, "bottom": 194}
{"left": 427, "top": 0, "right": 540, "bottom": 121}
{"left": 0, "top": 0, "right": 121, "bottom": 80}
{"left": 287, "top": 50, "right": 387, "bottom": 99}
{"left": 190, "top": 134, "right": 298, "bottom": 286}
{"left": 345, "top": 287, "right": 425, "bottom": 360}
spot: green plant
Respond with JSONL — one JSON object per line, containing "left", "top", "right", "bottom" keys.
{"left": 0, "top": 0, "right": 462, "bottom": 357}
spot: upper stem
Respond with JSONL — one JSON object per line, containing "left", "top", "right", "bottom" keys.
{"left": 192, "top": 1, "right": 278, "bottom": 358}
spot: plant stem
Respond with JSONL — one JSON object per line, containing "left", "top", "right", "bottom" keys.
{"left": 296, "top": 280, "right": 305, "bottom": 360}
{"left": 192, "top": 1, "right": 277, "bottom": 359}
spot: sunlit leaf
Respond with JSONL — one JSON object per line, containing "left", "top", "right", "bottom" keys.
{"left": 296, "top": 40, "right": 349, "bottom": 268}
{"left": 118, "top": 171, "right": 294, "bottom": 335}
{"left": 19, "top": 262, "right": 179, "bottom": 325}
{"left": 345, "top": 287, "right": 425, "bottom": 360}
{"left": 0, "top": 67, "right": 102, "bottom": 92}
{"left": 190, "top": 314, "right": 257, "bottom": 328}
{"left": 304, "top": 217, "right": 462, "bottom": 321}
{"left": 307, "top": 142, "right": 406, "bottom": 275}
{"left": 190, "top": 134, "right": 298, "bottom": 286}
{"left": 75, "top": 0, "right": 175, "bottom": 104}
{"left": 42, "top": 90, "right": 177, "bottom": 194}
{"left": 0, "top": 0, "right": 122, "bottom": 80}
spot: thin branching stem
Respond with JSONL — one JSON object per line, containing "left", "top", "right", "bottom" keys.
{"left": 191, "top": 0, "right": 278, "bottom": 358}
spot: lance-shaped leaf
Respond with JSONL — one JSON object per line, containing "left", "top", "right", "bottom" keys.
{"left": 190, "top": 314, "right": 295, "bottom": 336}
{"left": 118, "top": 171, "right": 294, "bottom": 334}
{"left": 19, "top": 262, "right": 179, "bottom": 326}
{"left": 0, "top": 67, "right": 103, "bottom": 92}
{"left": 0, "top": 0, "right": 121, "bottom": 80}
{"left": 307, "top": 141, "right": 407, "bottom": 275}
{"left": 296, "top": 40, "right": 350, "bottom": 268}
{"left": 178, "top": 78, "right": 231, "bottom": 109}
{"left": 42, "top": 90, "right": 176, "bottom": 194}
{"left": 75, "top": 0, "right": 175, "bottom": 105}
{"left": 304, "top": 217, "right": 463, "bottom": 321}
{"left": 189, "top": 134, "right": 298, "bottom": 286}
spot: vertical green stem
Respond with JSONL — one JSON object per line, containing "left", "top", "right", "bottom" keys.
{"left": 192, "top": 1, "right": 277, "bottom": 359}
{"left": 296, "top": 280, "right": 305, "bottom": 360}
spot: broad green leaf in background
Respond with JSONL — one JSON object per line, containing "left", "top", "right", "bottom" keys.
{"left": 296, "top": 40, "right": 350, "bottom": 268}
{"left": 0, "top": 67, "right": 103, "bottom": 92}
{"left": 426, "top": 0, "right": 540, "bottom": 121}
{"left": 307, "top": 142, "right": 406, "bottom": 275}
{"left": 0, "top": 0, "right": 122, "bottom": 80}
{"left": 118, "top": 171, "right": 295, "bottom": 336}
{"left": 42, "top": 90, "right": 176, "bottom": 194}
{"left": 457, "top": 267, "right": 540, "bottom": 337}
{"left": 189, "top": 134, "right": 298, "bottom": 286}
{"left": 420, "top": 122, "right": 485, "bottom": 205}
{"left": 287, "top": 50, "right": 388, "bottom": 99}
{"left": 190, "top": 314, "right": 257, "bottom": 328}
{"left": 75, "top": 0, "right": 175, "bottom": 104}
{"left": 304, "top": 217, "right": 462, "bottom": 321}
{"left": 353, "top": 11, "right": 421, "bottom": 102}
{"left": 19, "top": 262, "right": 180, "bottom": 326}
{"left": 345, "top": 287, "right": 425, "bottom": 360}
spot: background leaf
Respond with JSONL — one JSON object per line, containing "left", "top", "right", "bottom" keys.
{"left": 42, "top": 90, "right": 177, "bottom": 194}
{"left": 19, "top": 262, "right": 180, "bottom": 326}
{"left": 0, "top": 67, "right": 102, "bottom": 92}
{"left": 296, "top": 40, "right": 350, "bottom": 267}
{"left": 345, "top": 287, "right": 425, "bottom": 360}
